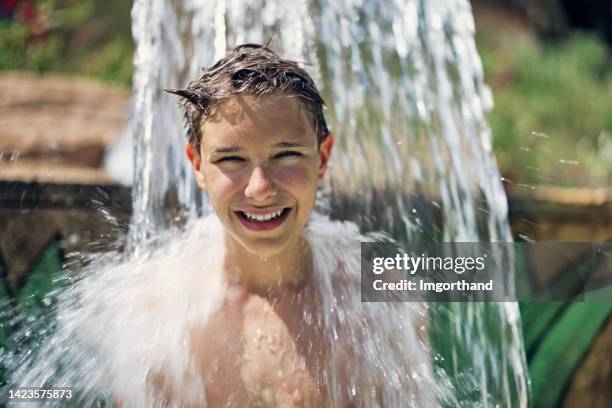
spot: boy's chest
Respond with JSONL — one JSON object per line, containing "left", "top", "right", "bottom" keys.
{"left": 188, "top": 292, "right": 332, "bottom": 407}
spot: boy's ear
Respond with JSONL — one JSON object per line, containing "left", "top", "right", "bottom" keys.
{"left": 318, "top": 133, "right": 334, "bottom": 181}
{"left": 185, "top": 144, "right": 207, "bottom": 190}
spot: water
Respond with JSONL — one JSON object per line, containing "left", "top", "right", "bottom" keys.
{"left": 130, "top": 0, "right": 528, "bottom": 403}
{"left": 2, "top": 0, "right": 528, "bottom": 406}
{"left": 4, "top": 215, "right": 446, "bottom": 406}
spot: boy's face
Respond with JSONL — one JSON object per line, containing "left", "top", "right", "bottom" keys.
{"left": 186, "top": 95, "right": 333, "bottom": 257}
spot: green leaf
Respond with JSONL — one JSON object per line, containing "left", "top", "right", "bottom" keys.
{"left": 16, "top": 238, "right": 66, "bottom": 319}
{"left": 528, "top": 302, "right": 612, "bottom": 408}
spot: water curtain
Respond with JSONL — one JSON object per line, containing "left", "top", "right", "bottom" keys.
{"left": 130, "top": 0, "right": 529, "bottom": 405}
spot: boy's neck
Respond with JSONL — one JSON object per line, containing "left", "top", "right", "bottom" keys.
{"left": 222, "top": 234, "right": 314, "bottom": 295}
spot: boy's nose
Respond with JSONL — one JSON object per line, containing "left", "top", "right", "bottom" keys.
{"left": 244, "top": 165, "right": 277, "bottom": 201}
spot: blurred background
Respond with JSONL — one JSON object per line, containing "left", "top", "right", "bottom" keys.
{"left": 1, "top": 0, "right": 611, "bottom": 237}
{"left": 0, "top": 0, "right": 611, "bottom": 406}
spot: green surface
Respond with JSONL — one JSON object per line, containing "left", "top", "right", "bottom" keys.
{"left": 0, "top": 252, "right": 11, "bottom": 348}
{"left": 521, "top": 302, "right": 612, "bottom": 408}
{"left": 430, "top": 301, "right": 527, "bottom": 407}
{"left": 429, "top": 244, "right": 612, "bottom": 407}
{"left": 517, "top": 242, "right": 612, "bottom": 407}
{"left": 0, "top": 238, "right": 66, "bottom": 388}
{"left": 16, "top": 238, "right": 66, "bottom": 319}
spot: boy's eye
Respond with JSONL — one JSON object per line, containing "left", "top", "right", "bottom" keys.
{"left": 273, "top": 151, "right": 303, "bottom": 159}
{"left": 214, "top": 156, "right": 245, "bottom": 163}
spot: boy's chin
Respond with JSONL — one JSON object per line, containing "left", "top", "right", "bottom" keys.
{"left": 239, "top": 239, "right": 292, "bottom": 259}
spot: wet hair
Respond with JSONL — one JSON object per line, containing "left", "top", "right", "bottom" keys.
{"left": 166, "top": 43, "right": 330, "bottom": 152}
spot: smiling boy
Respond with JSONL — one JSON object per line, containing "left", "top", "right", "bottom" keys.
{"left": 160, "top": 44, "right": 432, "bottom": 407}
{"left": 166, "top": 44, "right": 337, "bottom": 406}
{"left": 174, "top": 44, "right": 333, "bottom": 285}
{"left": 187, "top": 93, "right": 333, "bottom": 290}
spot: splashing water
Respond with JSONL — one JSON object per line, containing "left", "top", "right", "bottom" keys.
{"left": 5, "top": 216, "right": 448, "bottom": 406}
{"left": 129, "top": 0, "right": 528, "bottom": 403}
{"left": 2, "top": 0, "right": 529, "bottom": 406}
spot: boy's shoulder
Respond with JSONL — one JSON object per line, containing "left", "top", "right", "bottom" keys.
{"left": 305, "top": 213, "right": 387, "bottom": 284}
{"left": 304, "top": 213, "right": 363, "bottom": 267}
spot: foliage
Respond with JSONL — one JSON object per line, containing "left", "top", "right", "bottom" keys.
{"left": 0, "top": 0, "right": 133, "bottom": 87}
{"left": 482, "top": 33, "right": 612, "bottom": 187}
{"left": 0, "top": 239, "right": 66, "bottom": 386}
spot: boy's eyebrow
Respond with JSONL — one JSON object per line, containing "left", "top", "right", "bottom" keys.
{"left": 212, "top": 142, "right": 311, "bottom": 154}
{"left": 272, "top": 142, "right": 311, "bottom": 148}
{"left": 212, "top": 146, "right": 242, "bottom": 153}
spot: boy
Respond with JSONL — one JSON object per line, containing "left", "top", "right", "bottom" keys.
{"left": 158, "top": 44, "right": 432, "bottom": 407}
{"left": 168, "top": 43, "right": 334, "bottom": 406}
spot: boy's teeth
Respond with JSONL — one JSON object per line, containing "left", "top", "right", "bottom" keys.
{"left": 243, "top": 209, "right": 284, "bottom": 222}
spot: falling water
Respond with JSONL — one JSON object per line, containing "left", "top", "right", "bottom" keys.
{"left": 1, "top": 0, "right": 528, "bottom": 406}
{"left": 129, "top": 0, "right": 528, "bottom": 404}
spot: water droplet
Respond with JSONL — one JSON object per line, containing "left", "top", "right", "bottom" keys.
{"left": 255, "top": 328, "right": 264, "bottom": 342}
{"left": 517, "top": 234, "right": 535, "bottom": 243}
{"left": 531, "top": 131, "right": 549, "bottom": 139}
{"left": 558, "top": 159, "right": 579, "bottom": 166}
{"left": 302, "top": 310, "right": 313, "bottom": 325}
{"left": 262, "top": 388, "right": 274, "bottom": 404}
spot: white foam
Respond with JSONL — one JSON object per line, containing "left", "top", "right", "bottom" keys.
{"left": 7, "top": 214, "right": 445, "bottom": 406}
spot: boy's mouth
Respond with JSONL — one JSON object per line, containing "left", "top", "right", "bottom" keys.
{"left": 235, "top": 208, "right": 291, "bottom": 231}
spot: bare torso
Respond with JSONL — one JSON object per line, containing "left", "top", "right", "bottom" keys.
{"left": 115, "top": 217, "right": 431, "bottom": 408}
{"left": 187, "top": 284, "right": 334, "bottom": 407}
